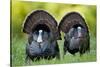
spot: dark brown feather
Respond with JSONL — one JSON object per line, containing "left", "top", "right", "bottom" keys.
{"left": 59, "top": 12, "right": 89, "bottom": 34}
{"left": 23, "top": 10, "right": 60, "bottom": 40}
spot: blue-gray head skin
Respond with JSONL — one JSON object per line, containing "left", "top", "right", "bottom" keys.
{"left": 32, "top": 29, "right": 49, "bottom": 43}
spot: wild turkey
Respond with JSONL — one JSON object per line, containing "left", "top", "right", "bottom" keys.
{"left": 58, "top": 12, "right": 90, "bottom": 56}
{"left": 23, "top": 10, "right": 60, "bottom": 62}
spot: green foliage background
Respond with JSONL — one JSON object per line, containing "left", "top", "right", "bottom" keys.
{"left": 11, "top": 0, "right": 96, "bottom": 66}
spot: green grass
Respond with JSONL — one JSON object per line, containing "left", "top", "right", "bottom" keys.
{"left": 11, "top": 1, "right": 96, "bottom": 66}
{"left": 11, "top": 34, "right": 96, "bottom": 66}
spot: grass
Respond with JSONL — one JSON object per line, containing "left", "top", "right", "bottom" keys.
{"left": 11, "top": 34, "right": 96, "bottom": 66}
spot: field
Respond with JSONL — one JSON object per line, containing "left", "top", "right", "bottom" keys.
{"left": 11, "top": 0, "right": 96, "bottom": 66}
{"left": 11, "top": 34, "right": 96, "bottom": 66}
